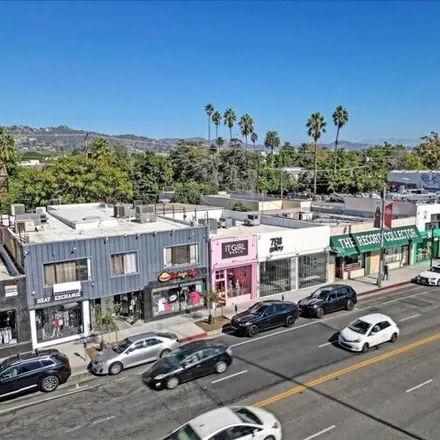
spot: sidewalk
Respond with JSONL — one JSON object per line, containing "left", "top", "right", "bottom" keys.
{"left": 54, "top": 260, "right": 436, "bottom": 379}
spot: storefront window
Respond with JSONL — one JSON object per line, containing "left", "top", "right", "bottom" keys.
{"left": 226, "top": 265, "right": 251, "bottom": 298}
{"left": 0, "top": 310, "right": 18, "bottom": 345}
{"left": 36, "top": 303, "right": 83, "bottom": 343}
{"left": 416, "top": 240, "right": 431, "bottom": 263}
{"left": 152, "top": 282, "right": 205, "bottom": 316}
{"left": 259, "top": 258, "right": 291, "bottom": 297}
{"left": 384, "top": 246, "right": 408, "bottom": 265}
{"left": 298, "top": 252, "right": 328, "bottom": 289}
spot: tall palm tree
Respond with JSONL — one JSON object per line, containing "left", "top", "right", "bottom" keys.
{"left": 205, "top": 104, "right": 214, "bottom": 147}
{"left": 238, "top": 114, "right": 254, "bottom": 148}
{"left": 306, "top": 112, "right": 327, "bottom": 195}
{"left": 264, "top": 131, "right": 281, "bottom": 164}
{"left": 212, "top": 111, "right": 222, "bottom": 140}
{"left": 332, "top": 105, "right": 349, "bottom": 172}
{"left": 251, "top": 132, "right": 258, "bottom": 150}
{"left": 223, "top": 108, "right": 237, "bottom": 141}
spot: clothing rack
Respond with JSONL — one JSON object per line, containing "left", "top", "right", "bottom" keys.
{"left": 0, "top": 327, "right": 13, "bottom": 345}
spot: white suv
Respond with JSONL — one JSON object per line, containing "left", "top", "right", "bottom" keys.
{"left": 416, "top": 265, "right": 440, "bottom": 286}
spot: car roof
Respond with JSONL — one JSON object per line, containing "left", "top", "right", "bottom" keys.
{"left": 358, "top": 313, "right": 391, "bottom": 324}
{"left": 255, "top": 300, "right": 295, "bottom": 306}
{"left": 319, "top": 284, "right": 351, "bottom": 289}
{"left": 189, "top": 407, "right": 240, "bottom": 438}
{"left": 127, "top": 332, "right": 158, "bottom": 342}
{"left": 2, "top": 349, "right": 60, "bottom": 368}
{"left": 181, "top": 340, "right": 226, "bottom": 352}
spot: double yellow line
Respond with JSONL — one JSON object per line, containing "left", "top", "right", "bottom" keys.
{"left": 254, "top": 331, "right": 440, "bottom": 408}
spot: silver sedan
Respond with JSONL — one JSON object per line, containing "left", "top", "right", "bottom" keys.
{"left": 91, "top": 331, "right": 180, "bottom": 375}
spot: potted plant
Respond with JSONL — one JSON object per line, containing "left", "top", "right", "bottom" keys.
{"left": 203, "top": 290, "right": 221, "bottom": 325}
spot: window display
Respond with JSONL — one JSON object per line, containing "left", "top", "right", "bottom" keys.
{"left": 0, "top": 310, "right": 17, "bottom": 345}
{"left": 259, "top": 258, "right": 291, "bottom": 297}
{"left": 298, "top": 251, "right": 328, "bottom": 289}
{"left": 152, "top": 282, "right": 204, "bottom": 316}
{"left": 35, "top": 303, "right": 83, "bottom": 343}
{"left": 224, "top": 265, "right": 251, "bottom": 298}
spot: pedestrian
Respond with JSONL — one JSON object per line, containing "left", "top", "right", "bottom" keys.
{"left": 383, "top": 264, "right": 389, "bottom": 281}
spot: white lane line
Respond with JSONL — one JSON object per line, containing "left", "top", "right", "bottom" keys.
{"left": 92, "top": 415, "right": 116, "bottom": 425}
{"left": 400, "top": 314, "right": 421, "bottom": 322}
{"left": 318, "top": 342, "right": 332, "bottom": 348}
{"left": 405, "top": 379, "right": 433, "bottom": 393}
{"left": 65, "top": 425, "right": 84, "bottom": 433}
{"left": 303, "top": 425, "right": 336, "bottom": 440}
{"left": 211, "top": 370, "right": 248, "bottom": 384}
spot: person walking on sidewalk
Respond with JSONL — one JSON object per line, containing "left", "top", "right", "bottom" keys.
{"left": 383, "top": 264, "right": 389, "bottom": 281}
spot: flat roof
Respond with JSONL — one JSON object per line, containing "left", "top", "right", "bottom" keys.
{"left": 211, "top": 220, "right": 296, "bottom": 237}
{"left": 15, "top": 203, "right": 193, "bottom": 244}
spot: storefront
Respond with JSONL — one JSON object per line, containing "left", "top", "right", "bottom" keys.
{"left": 331, "top": 225, "right": 422, "bottom": 280}
{"left": 414, "top": 228, "right": 440, "bottom": 263}
{"left": 210, "top": 236, "right": 258, "bottom": 306}
{"left": 144, "top": 268, "right": 207, "bottom": 320}
{"left": 29, "top": 281, "right": 91, "bottom": 348}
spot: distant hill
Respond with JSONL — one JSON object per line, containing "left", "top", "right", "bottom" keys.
{"left": 6, "top": 125, "right": 419, "bottom": 154}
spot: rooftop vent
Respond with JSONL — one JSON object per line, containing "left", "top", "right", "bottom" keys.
{"left": 82, "top": 216, "right": 101, "bottom": 221}
{"left": 11, "top": 204, "right": 25, "bottom": 216}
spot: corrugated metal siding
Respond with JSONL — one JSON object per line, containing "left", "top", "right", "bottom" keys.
{"left": 23, "top": 226, "right": 209, "bottom": 308}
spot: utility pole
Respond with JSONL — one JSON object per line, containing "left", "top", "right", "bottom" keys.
{"left": 430, "top": 225, "right": 435, "bottom": 267}
{"left": 376, "top": 183, "right": 387, "bottom": 287}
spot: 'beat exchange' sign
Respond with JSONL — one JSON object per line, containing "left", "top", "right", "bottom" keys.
{"left": 221, "top": 240, "right": 249, "bottom": 259}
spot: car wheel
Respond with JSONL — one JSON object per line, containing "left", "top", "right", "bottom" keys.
{"left": 247, "top": 325, "right": 259, "bottom": 338}
{"left": 346, "top": 300, "right": 355, "bottom": 311}
{"left": 159, "top": 349, "right": 172, "bottom": 358}
{"left": 109, "top": 362, "right": 123, "bottom": 375}
{"left": 215, "top": 361, "right": 228, "bottom": 374}
{"left": 40, "top": 375, "right": 59, "bottom": 393}
{"left": 390, "top": 332, "right": 398, "bottom": 343}
{"left": 166, "top": 377, "right": 179, "bottom": 390}
{"left": 315, "top": 308, "right": 325, "bottom": 319}
{"left": 264, "top": 436, "right": 276, "bottom": 440}
{"left": 285, "top": 315, "right": 296, "bottom": 327}
{"left": 361, "top": 343, "right": 369, "bottom": 353}
{"left": 437, "top": 279, "right": 440, "bottom": 286}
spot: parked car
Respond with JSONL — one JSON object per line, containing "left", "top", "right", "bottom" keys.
{"left": 415, "top": 265, "right": 440, "bottom": 286}
{"left": 91, "top": 331, "right": 180, "bottom": 375}
{"left": 0, "top": 349, "right": 71, "bottom": 400}
{"left": 143, "top": 340, "right": 232, "bottom": 390}
{"left": 230, "top": 300, "right": 299, "bottom": 337}
{"left": 298, "top": 284, "right": 357, "bottom": 319}
{"left": 162, "top": 406, "right": 282, "bottom": 440}
{"left": 338, "top": 313, "right": 399, "bottom": 353}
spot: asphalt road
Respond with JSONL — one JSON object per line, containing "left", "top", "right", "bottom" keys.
{"left": 1, "top": 283, "right": 440, "bottom": 440}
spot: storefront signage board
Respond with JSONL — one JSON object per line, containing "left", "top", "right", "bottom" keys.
{"left": 35, "top": 290, "right": 82, "bottom": 305}
{"left": 269, "top": 237, "right": 284, "bottom": 253}
{"left": 158, "top": 269, "right": 199, "bottom": 283}
{"left": 4, "top": 285, "right": 18, "bottom": 297}
{"left": 221, "top": 240, "right": 249, "bottom": 259}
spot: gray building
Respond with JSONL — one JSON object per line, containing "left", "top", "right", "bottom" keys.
{"left": 3, "top": 203, "right": 209, "bottom": 349}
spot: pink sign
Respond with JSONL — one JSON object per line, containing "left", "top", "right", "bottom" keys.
{"left": 210, "top": 235, "right": 257, "bottom": 269}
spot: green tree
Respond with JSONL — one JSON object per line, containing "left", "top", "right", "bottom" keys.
{"left": 0, "top": 126, "right": 19, "bottom": 177}
{"left": 275, "top": 142, "right": 296, "bottom": 168}
{"left": 205, "top": 103, "right": 215, "bottom": 147}
{"left": 172, "top": 182, "right": 215, "bottom": 204}
{"left": 212, "top": 111, "right": 222, "bottom": 140}
{"left": 415, "top": 131, "right": 440, "bottom": 169}
{"left": 215, "top": 136, "right": 225, "bottom": 152}
{"left": 223, "top": 108, "right": 237, "bottom": 140}
{"left": 332, "top": 105, "right": 349, "bottom": 172}
{"left": 264, "top": 131, "right": 281, "bottom": 164}
{"left": 306, "top": 112, "right": 327, "bottom": 195}
{"left": 250, "top": 132, "right": 258, "bottom": 150}
{"left": 90, "top": 138, "right": 112, "bottom": 163}
{"left": 112, "top": 142, "right": 133, "bottom": 175}
{"left": 238, "top": 114, "right": 254, "bottom": 149}
{"left": 232, "top": 202, "right": 251, "bottom": 212}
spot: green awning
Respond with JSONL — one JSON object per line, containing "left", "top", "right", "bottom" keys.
{"left": 420, "top": 229, "right": 440, "bottom": 238}
{"left": 330, "top": 234, "right": 361, "bottom": 257}
{"left": 351, "top": 226, "right": 423, "bottom": 253}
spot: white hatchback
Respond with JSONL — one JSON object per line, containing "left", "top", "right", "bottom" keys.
{"left": 163, "top": 406, "right": 282, "bottom": 440}
{"left": 338, "top": 313, "right": 399, "bottom": 353}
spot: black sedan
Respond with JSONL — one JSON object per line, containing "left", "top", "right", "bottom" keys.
{"left": 230, "top": 300, "right": 299, "bottom": 337}
{"left": 298, "top": 284, "right": 357, "bottom": 319}
{"left": 143, "top": 340, "right": 232, "bottom": 390}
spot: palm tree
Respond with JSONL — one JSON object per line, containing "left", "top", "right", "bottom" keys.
{"left": 251, "top": 132, "right": 258, "bottom": 150}
{"left": 306, "top": 112, "right": 327, "bottom": 195}
{"left": 205, "top": 104, "right": 214, "bottom": 147}
{"left": 215, "top": 136, "right": 225, "bottom": 153}
{"left": 264, "top": 130, "right": 281, "bottom": 163}
{"left": 223, "top": 108, "right": 237, "bottom": 140}
{"left": 238, "top": 114, "right": 254, "bottom": 148}
{"left": 332, "top": 105, "right": 349, "bottom": 172}
{"left": 212, "top": 111, "right": 222, "bottom": 140}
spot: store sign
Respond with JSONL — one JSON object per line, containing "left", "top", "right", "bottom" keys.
{"left": 35, "top": 290, "right": 82, "bottom": 305}
{"left": 4, "top": 285, "right": 18, "bottom": 297}
{"left": 158, "top": 269, "right": 199, "bottom": 283}
{"left": 221, "top": 240, "right": 249, "bottom": 259}
{"left": 269, "top": 237, "right": 284, "bottom": 253}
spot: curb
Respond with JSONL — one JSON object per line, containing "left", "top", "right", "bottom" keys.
{"left": 178, "top": 332, "right": 207, "bottom": 343}
{"left": 358, "top": 281, "right": 412, "bottom": 297}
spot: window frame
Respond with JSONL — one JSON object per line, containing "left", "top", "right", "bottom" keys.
{"left": 163, "top": 244, "right": 199, "bottom": 267}
{"left": 43, "top": 257, "right": 92, "bottom": 287}
{"left": 109, "top": 251, "right": 139, "bottom": 277}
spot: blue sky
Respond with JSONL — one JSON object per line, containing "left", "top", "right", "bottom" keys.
{"left": 1, "top": 1, "right": 440, "bottom": 143}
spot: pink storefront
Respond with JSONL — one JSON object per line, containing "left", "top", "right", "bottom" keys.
{"left": 210, "top": 235, "right": 258, "bottom": 307}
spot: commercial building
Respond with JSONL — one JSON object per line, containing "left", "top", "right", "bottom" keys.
{"left": 3, "top": 203, "right": 209, "bottom": 349}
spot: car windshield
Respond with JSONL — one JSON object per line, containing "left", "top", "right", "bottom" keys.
{"left": 311, "top": 287, "right": 332, "bottom": 299}
{"left": 429, "top": 266, "right": 440, "bottom": 273}
{"left": 348, "top": 319, "right": 371, "bottom": 335}
{"left": 163, "top": 424, "right": 201, "bottom": 440}
{"left": 232, "top": 407, "right": 262, "bottom": 425}
{"left": 113, "top": 338, "right": 132, "bottom": 354}
{"left": 154, "top": 349, "right": 186, "bottom": 369}
{"left": 247, "top": 303, "right": 267, "bottom": 315}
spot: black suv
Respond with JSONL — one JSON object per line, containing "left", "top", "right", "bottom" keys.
{"left": 143, "top": 340, "right": 232, "bottom": 390}
{"left": 230, "top": 300, "right": 299, "bottom": 337}
{"left": 0, "top": 349, "right": 71, "bottom": 400}
{"left": 298, "top": 284, "right": 357, "bottom": 319}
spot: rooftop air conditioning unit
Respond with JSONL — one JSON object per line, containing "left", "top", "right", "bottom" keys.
{"left": 218, "top": 218, "right": 226, "bottom": 228}
{"left": 15, "top": 220, "right": 26, "bottom": 235}
{"left": 224, "top": 217, "right": 236, "bottom": 228}
{"left": 245, "top": 214, "right": 260, "bottom": 226}
{"left": 36, "top": 207, "right": 46, "bottom": 215}
{"left": 133, "top": 200, "right": 142, "bottom": 208}
{"left": 198, "top": 219, "right": 208, "bottom": 226}
{"left": 135, "top": 205, "right": 154, "bottom": 215}
{"left": 11, "top": 204, "right": 25, "bottom": 216}
{"left": 114, "top": 204, "right": 128, "bottom": 218}
{"left": 24, "top": 219, "right": 35, "bottom": 232}
{"left": 299, "top": 211, "right": 313, "bottom": 221}
{"left": 24, "top": 234, "right": 30, "bottom": 244}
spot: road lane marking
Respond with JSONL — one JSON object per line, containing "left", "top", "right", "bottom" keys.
{"left": 400, "top": 314, "right": 421, "bottom": 322}
{"left": 318, "top": 342, "right": 332, "bottom": 348}
{"left": 211, "top": 370, "right": 248, "bottom": 384}
{"left": 92, "top": 415, "right": 116, "bottom": 425}
{"left": 303, "top": 425, "right": 336, "bottom": 440}
{"left": 65, "top": 425, "right": 84, "bottom": 433}
{"left": 253, "top": 330, "right": 440, "bottom": 408}
{"left": 405, "top": 379, "right": 433, "bottom": 393}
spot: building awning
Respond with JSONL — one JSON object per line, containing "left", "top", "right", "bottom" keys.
{"left": 351, "top": 226, "right": 423, "bottom": 253}
{"left": 420, "top": 229, "right": 440, "bottom": 239}
{"left": 330, "top": 235, "right": 361, "bottom": 257}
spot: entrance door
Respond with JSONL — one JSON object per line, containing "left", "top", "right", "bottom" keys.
{"left": 402, "top": 246, "right": 409, "bottom": 266}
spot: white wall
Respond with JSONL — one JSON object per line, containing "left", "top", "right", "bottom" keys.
{"left": 416, "top": 203, "right": 440, "bottom": 231}
{"left": 164, "top": 208, "right": 224, "bottom": 223}
{"left": 343, "top": 197, "right": 416, "bottom": 217}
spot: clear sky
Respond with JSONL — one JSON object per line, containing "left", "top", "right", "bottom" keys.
{"left": 1, "top": 0, "right": 440, "bottom": 144}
